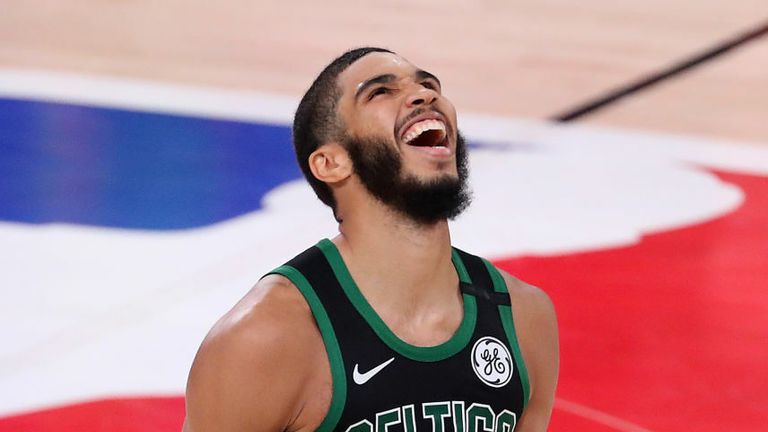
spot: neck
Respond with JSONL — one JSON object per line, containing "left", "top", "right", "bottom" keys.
{"left": 332, "top": 198, "right": 459, "bottom": 318}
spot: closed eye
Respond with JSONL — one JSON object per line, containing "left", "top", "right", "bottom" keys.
{"left": 421, "top": 81, "right": 439, "bottom": 91}
{"left": 369, "top": 87, "right": 391, "bottom": 99}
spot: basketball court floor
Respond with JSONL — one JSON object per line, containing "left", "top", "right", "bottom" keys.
{"left": 0, "top": 2, "right": 767, "bottom": 431}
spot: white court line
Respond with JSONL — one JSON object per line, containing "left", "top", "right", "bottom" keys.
{"left": 555, "top": 398, "right": 655, "bottom": 432}
{"left": 2, "top": 68, "right": 767, "bottom": 176}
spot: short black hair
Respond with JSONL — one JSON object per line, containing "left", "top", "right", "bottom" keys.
{"left": 292, "top": 47, "right": 394, "bottom": 212}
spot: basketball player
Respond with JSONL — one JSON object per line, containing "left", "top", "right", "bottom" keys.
{"left": 184, "top": 48, "right": 559, "bottom": 432}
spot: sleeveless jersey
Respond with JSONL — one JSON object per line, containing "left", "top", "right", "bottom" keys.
{"left": 267, "top": 239, "right": 530, "bottom": 432}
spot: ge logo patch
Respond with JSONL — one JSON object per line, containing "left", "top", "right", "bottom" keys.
{"left": 471, "top": 336, "right": 513, "bottom": 388}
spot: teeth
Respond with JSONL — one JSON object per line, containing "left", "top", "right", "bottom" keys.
{"left": 403, "top": 119, "right": 446, "bottom": 144}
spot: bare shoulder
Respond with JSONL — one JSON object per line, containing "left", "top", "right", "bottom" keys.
{"left": 202, "top": 274, "right": 316, "bottom": 350}
{"left": 184, "top": 274, "right": 328, "bottom": 432}
{"left": 494, "top": 267, "right": 558, "bottom": 352}
{"left": 200, "top": 275, "right": 320, "bottom": 368}
{"left": 497, "top": 268, "right": 557, "bottom": 325}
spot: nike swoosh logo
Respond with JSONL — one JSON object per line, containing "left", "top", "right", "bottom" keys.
{"left": 352, "top": 357, "right": 395, "bottom": 385}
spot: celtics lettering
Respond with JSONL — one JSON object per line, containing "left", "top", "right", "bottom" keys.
{"left": 345, "top": 401, "right": 516, "bottom": 432}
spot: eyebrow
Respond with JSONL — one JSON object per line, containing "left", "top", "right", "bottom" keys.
{"left": 354, "top": 69, "right": 442, "bottom": 102}
{"left": 355, "top": 73, "right": 396, "bottom": 101}
{"left": 415, "top": 69, "right": 441, "bottom": 88}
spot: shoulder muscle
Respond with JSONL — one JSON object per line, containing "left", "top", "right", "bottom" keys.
{"left": 184, "top": 275, "right": 323, "bottom": 432}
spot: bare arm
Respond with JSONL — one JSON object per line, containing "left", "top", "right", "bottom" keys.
{"left": 183, "top": 275, "right": 328, "bottom": 432}
{"left": 501, "top": 271, "right": 560, "bottom": 432}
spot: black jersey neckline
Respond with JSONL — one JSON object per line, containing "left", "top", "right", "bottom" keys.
{"left": 316, "top": 238, "right": 478, "bottom": 362}
{"left": 267, "top": 240, "right": 531, "bottom": 431}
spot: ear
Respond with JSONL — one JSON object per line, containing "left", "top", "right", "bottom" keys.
{"left": 308, "top": 143, "right": 353, "bottom": 184}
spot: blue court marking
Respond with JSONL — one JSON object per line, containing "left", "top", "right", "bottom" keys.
{"left": 0, "top": 98, "right": 300, "bottom": 230}
{"left": 1, "top": 97, "right": 495, "bottom": 231}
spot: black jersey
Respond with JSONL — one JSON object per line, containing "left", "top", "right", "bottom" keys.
{"left": 267, "top": 239, "right": 530, "bottom": 432}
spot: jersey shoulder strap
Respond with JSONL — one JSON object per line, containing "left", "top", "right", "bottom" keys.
{"left": 454, "top": 247, "right": 532, "bottom": 406}
{"left": 264, "top": 243, "right": 348, "bottom": 432}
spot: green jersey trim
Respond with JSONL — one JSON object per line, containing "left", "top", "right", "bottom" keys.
{"left": 316, "top": 238, "right": 478, "bottom": 362}
{"left": 267, "top": 265, "right": 346, "bottom": 432}
{"left": 481, "top": 258, "right": 532, "bottom": 408}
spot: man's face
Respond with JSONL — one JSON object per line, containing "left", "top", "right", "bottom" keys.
{"left": 336, "top": 52, "right": 471, "bottom": 224}
{"left": 336, "top": 52, "right": 461, "bottom": 181}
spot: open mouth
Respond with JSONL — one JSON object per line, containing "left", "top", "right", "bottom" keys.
{"left": 401, "top": 118, "right": 448, "bottom": 148}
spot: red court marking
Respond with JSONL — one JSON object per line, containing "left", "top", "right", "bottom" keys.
{"left": 553, "top": 398, "right": 653, "bottom": 432}
{"left": 0, "top": 170, "right": 765, "bottom": 431}
{"left": 0, "top": 397, "right": 183, "bottom": 432}
{"left": 497, "top": 170, "right": 768, "bottom": 432}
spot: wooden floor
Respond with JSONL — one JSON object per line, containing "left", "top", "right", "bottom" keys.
{"left": 1, "top": 0, "right": 766, "bottom": 142}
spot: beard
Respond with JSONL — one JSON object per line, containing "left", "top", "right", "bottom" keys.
{"left": 342, "top": 130, "right": 472, "bottom": 226}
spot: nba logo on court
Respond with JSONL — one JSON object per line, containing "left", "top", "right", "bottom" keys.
{"left": 0, "top": 10, "right": 767, "bottom": 427}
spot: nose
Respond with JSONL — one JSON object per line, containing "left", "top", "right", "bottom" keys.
{"left": 405, "top": 85, "right": 438, "bottom": 107}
